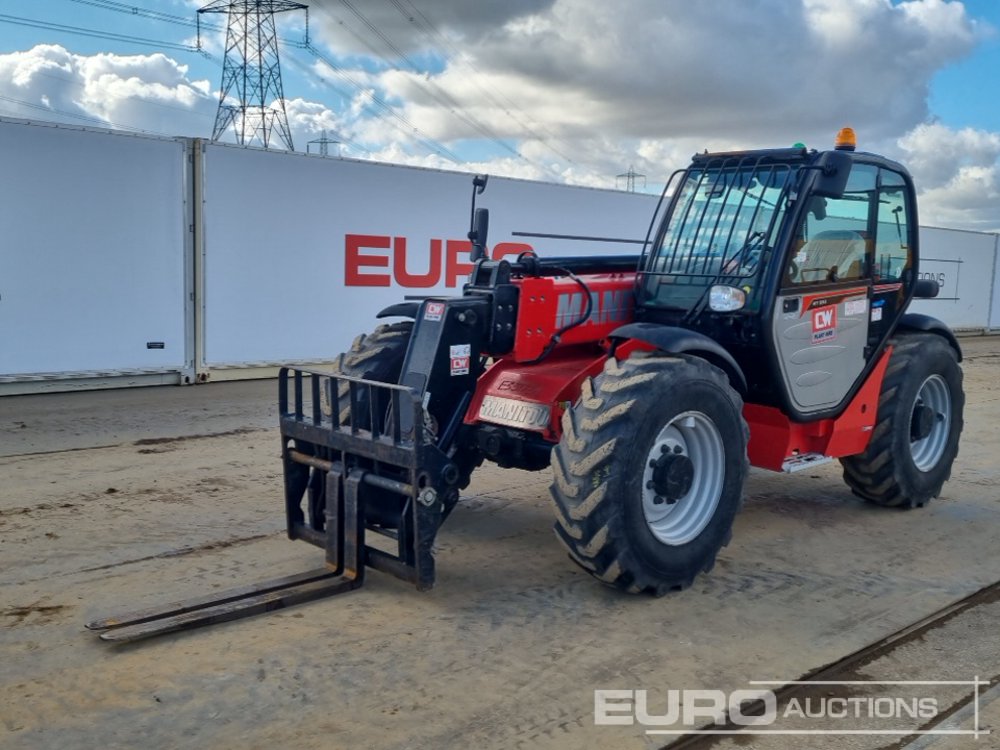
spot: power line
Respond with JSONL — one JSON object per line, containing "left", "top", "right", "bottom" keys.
{"left": 49, "top": 0, "right": 388, "bottom": 159}
{"left": 0, "top": 12, "right": 205, "bottom": 55}
{"left": 304, "top": 5, "right": 464, "bottom": 164}
{"left": 65, "top": 0, "right": 224, "bottom": 32}
{"left": 301, "top": 43, "right": 462, "bottom": 163}
{"left": 26, "top": 2, "right": 564, "bottom": 172}
{"left": 33, "top": 69, "right": 215, "bottom": 120}
{"left": 391, "top": 0, "right": 578, "bottom": 166}
{"left": 325, "top": 0, "right": 556, "bottom": 176}
{"left": 62, "top": 0, "right": 316, "bottom": 56}
{"left": 0, "top": 92, "right": 174, "bottom": 136}
{"left": 0, "top": 9, "right": 219, "bottom": 137}
{"left": 280, "top": 51, "right": 370, "bottom": 157}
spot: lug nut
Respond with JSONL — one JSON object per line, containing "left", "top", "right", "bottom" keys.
{"left": 673, "top": 445, "right": 684, "bottom": 454}
{"left": 653, "top": 495, "right": 665, "bottom": 505}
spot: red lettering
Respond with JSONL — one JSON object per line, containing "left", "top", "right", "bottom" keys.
{"left": 345, "top": 235, "right": 539, "bottom": 288}
{"left": 446, "top": 239, "right": 474, "bottom": 287}
{"left": 345, "top": 234, "right": 391, "bottom": 287}
{"left": 393, "top": 237, "right": 442, "bottom": 288}
{"left": 491, "top": 242, "right": 534, "bottom": 262}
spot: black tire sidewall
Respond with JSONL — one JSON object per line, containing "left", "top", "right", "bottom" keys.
{"left": 618, "top": 373, "right": 745, "bottom": 580}
{"left": 886, "top": 338, "right": 963, "bottom": 499}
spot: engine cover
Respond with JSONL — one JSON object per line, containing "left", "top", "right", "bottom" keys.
{"left": 511, "top": 273, "right": 635, "bottom": 362}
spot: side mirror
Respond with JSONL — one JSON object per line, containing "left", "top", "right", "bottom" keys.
{"left": 469, "top": 207, "right": 490, "bottom": 262}
{"left": 467, "top": 174, "right": 491, "bottom": 262}
{"left": 913, "top": 278, "right": 940, "bottom": 299}
{"left": 812, "top": 151, "right": 852, "bottom": 199}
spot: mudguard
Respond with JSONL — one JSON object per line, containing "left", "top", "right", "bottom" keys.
{"left": 610, "top": 322, "right": 747, "bottom": 392}
{"left": 897, "top": 313, "right": 962, "bottom": 362}
{"left": 376, "top": 302, "right": 420, "bottom": 319}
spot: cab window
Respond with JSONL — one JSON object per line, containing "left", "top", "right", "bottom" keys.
{"left": 785, "top": 163, "right": 878, "bottom": 286}
{"left": 874, "top": 169, "right": 911, "bottom": 282}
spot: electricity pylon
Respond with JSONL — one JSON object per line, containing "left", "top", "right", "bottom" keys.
{"left": 199, "top": 1, "right": 308, "bottom": 150}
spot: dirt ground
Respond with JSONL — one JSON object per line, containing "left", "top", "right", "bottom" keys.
{"left": 2, "top": 338, "right": 999, "bottom": 750}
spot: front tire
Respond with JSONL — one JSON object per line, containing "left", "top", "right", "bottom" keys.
{"left": 549, "top": 354, "right": 748, "bottom": 595}
{"left": 840, "top": 333, "right": 964, "bottom": 508}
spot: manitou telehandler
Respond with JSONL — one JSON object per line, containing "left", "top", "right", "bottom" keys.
{"left": 90, "top": 128, "right": 963, "bottom": 641}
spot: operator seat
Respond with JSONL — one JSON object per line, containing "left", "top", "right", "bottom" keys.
{"left": 799, "top": 230, "right": 867, "bottom": 283}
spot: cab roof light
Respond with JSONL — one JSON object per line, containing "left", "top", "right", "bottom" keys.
{"left": 835, "top": 127, "right": 857, "bottom": 152}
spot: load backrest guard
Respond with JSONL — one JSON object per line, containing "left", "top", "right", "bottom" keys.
{"left": 279, "top": 366, "right": 452, "bottom": 591}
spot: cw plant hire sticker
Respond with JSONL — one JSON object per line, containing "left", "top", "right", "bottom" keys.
{"left": 450, "top": 344, "right": 471, "bottom": 376}
{"left": 811, "top": 305, "right": 837, "bottom": 343}
{"left": 424, "top": 301, "right": 445, "bottom": 321}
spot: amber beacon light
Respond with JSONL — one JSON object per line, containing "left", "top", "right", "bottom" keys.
{"left": 835, "top": 127, "right": 857, "bottom": 151}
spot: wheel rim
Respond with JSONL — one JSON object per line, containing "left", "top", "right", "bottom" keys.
{"left": 641, "top": 411, "right": 725, "bottom": 546}
{"left": 910, "top": 374, "right": 951, "bottom": 472}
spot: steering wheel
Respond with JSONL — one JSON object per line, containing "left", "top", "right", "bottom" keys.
{"left": 787, "top": 259, "right": 799, "bottom": 282}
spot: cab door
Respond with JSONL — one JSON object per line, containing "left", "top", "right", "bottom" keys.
{"left": 771, "top": 163, "right": 878, "bottom": 414}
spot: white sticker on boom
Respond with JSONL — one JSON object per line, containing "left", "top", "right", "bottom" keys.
{"left": 450, "top": 344, "right": 471, "bottom": 376}
{"left": 424, "top": 301, "right": 445, "bottom": 321}
{"left": 871, "top": 306, "right": 883, "bottom": 322}
{"left": 844, "top": 298, "right": 868, "bottom": 316}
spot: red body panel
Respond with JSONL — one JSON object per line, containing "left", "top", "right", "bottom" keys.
{"left": 464, "top": 269, "right": 892, "bottom": 472}
{"left": 464, "top": 346, "right": 609, "bottom": 441}
{"left": 744, "top": 346, "right": 892, "bottom": 471}
{"left": 511, "top": 274, "right": 636, "bottom": 362}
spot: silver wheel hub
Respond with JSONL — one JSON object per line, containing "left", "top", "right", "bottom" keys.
{"left": 641, "top": 411, "right": 725, "bottom": 546}
{"left": 910, "top": 374, "right": 951, "bottom": 472}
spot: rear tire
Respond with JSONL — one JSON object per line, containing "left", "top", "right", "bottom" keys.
{"left": 326, "top": 322, "right": 481, "bottom": 516}
{"left": 840, "top": 333, "right": 963, "bottom": 508}
{"left": 549, "top": 354, "right": 748, "bottom": 595}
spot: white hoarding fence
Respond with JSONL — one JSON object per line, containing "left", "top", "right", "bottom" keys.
{"left": 199, "top": 143, "right": 657, "bottom": 370}
{"left": 909, "top": 226, "right": 999, "bottom": 331}
{"left": 0, "top": 118, "right": 192, "bottom": 388}
{"left": 991, "top": 233, "right": 1000, "bottom": 330}
{"left": 3, "top": 115, "right": 1000, "bottom": 394}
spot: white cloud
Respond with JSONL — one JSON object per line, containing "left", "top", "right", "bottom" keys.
{"left": 897, "top": 123, "right": 1000, "bottom": 231}
{"left": 371, "top": 0, "right": 980, "bottom": 147}
{"left": 308, "top": 0, "right": 555, "bottom": 57}
{"left": 0, "top": 44, "right": 348, "bottom": 152}
{"left": 2, "top": 1, "right": 999, "bottom": 231}
{"left": 0, "top": 44, "right": 216, "bottom": 136}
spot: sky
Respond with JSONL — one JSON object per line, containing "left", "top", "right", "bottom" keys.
{"left": 0, "top": 0, "right": 998, "bottom": 231}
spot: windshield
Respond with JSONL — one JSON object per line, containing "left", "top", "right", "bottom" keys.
{"left": 640, "top": 159, "right": 797, "bottom": 310}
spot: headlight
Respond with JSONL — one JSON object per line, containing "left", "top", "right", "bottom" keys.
{"left": 709, "top": 285, "right": 746, "bottom": 312}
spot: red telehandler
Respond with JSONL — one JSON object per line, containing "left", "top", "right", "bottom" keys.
{"left": 90, "top": 129, "right": 963, "bottom": 641}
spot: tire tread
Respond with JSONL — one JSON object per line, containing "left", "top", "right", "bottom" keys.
{"left": 549, "top": 355, "right": 748, "bottom": 594}
{"left": 840, "top": 333, "right": 963, "bottom": 508}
